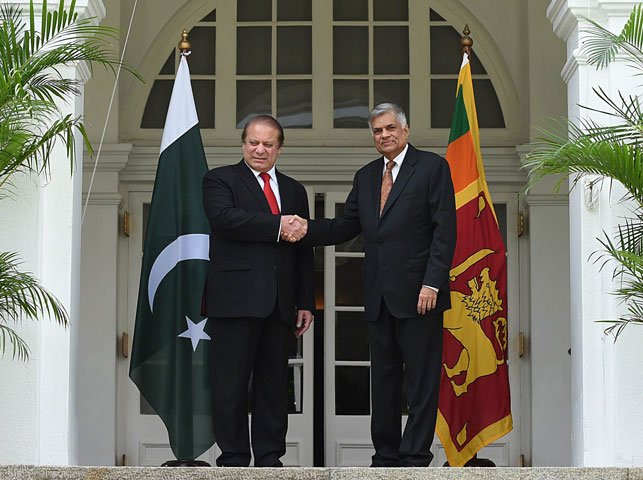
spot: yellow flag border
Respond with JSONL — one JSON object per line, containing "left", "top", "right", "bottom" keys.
{"left": 436, "top": 411, "right": 513, "bottom": 466}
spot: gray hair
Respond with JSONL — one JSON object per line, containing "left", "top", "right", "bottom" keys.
{"left": 368, "top": 103, "right": 408, "bottom": 131}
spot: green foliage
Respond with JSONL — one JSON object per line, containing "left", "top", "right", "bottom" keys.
{"left": 525, "top": 5, "right": 643, "bottom": 339}
{"left": 0, "top": 0, "right": 138, "bottom": 191}
{"left": 0, "top": 252, "right": 68, "bottom": 360}
{"left": 0, "top": 1, "right": 138, "bottom": 359}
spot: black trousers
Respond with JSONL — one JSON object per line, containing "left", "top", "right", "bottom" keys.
{"left": 210, "top": 311, "right": 290, "bottom": 467}
{"left": 368, "top": 299, "right": 444, "bottom": 467}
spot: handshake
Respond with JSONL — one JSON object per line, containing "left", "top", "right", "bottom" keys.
{"left": 280, "top": 215, "right": 308, "bottom": 242}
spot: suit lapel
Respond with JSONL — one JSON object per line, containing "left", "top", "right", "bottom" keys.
{"left": 380, "top": 144, "right": 417, "bottom": 219}
{"left": 371, "top": 158, "right": 384, "bottom": 224}
{"left": 276, "top": 170, "right": 293, "bottom": 214}
{"left": 234, "top": 160, "right": 272, "bottom": 214}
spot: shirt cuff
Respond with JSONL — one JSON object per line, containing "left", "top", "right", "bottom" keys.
{"left": 276, "top": 217, "right": 282, "bottom": 241}
{"left": 422, "top": 285, "right": 439, "bottom": 293}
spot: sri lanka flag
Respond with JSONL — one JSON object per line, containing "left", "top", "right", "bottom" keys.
{"left": 436, "top": 52, "right": 513, "bottom": 466}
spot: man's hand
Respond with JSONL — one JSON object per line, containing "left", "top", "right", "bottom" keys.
{"left": 295, "top": 310, "right": 314, "bottom": 337}
{"left": 280, "top": 215, "right": 308, "bottom": 242}
{"left": 417, "top": 286, "right": 437, "bottom": 315}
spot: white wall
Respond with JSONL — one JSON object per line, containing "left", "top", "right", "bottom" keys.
{"left": 0, "top": 0, "right": 104, "bottom": 465}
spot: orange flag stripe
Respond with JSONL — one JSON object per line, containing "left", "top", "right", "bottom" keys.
{"left": 445, "top": 130, "right": 479, "bottom": 194}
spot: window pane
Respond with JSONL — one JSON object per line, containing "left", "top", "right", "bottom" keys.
{"left": 430, "top": 26, "right": 487, "bottom": 75}
{"left": 192, "top": 80, "right": 215, "bottom": 128}
{"left": 430, "top": 26, "right": 461, "bottom": 74}
{"left": 278, "top": 0, "right": 311, "bottom": 20}
{"left": 431, "top": 79, "right": 505, "bottom": 128}
{"left": 334, "top": 0, "right": 367, "bottom": 21}
{"left": 374, "top": 80, "right": 409, "bottom": 123}
{"left": 373, "top": 0, "right": 408, "bottom": 21}
{"left": 473, "top": 79, "right": 505, "bottom": 127}
{"left": 336, "top": 257, "right": 364, "bottom": 306}
{"left": 237, "top": 80, "right": 271, "bottom": 128}
{"left": 277, "top": 26, "right": 312, "bottom": 74}
{"left": 141, "top": 80, "right": 172, "bottom": 128}
{"left": 430, "top": 79, "right": 456, "bottom": 128}
{"left": 334, "top": 203, "right": 364, "bottom": 252}
{"left": 336, "top": 312, "right": 368, "bottom": 361}
{"left": 188, "top": 26, "right": 216, "bottom": 75}
{"left": 333, "top": 27, "right": 368, "bottom": 74}
{"left": 159, "top": 52, "right": 174, "bottom": 75}
{"left": 277, "top": 80, "right": 312, "bottom": 128}
{"left": 374, "top": 26, "right": 408, "bottom": 74}
{"left": 469, "top": 51, "right": 487, "bottom": 75}
{"left": 429, "top": 9, "right": 445, "bottom": 21}
{"left": 237, "top": 27, "right": 272, "bottom": 75}
{"left": 288, "top": 365, "right": 303, "bottom": 414}
{"left": 201, "top": 9, "right": 216, "bottom": 22}
{"left": 334, "top": 80, "right": 369, "bottom": 128}
{"left": 336, "top": 366, "right": 370, "bottom": 415}
{"left": 238, "top": 0, "right": 271, "bottom": 21}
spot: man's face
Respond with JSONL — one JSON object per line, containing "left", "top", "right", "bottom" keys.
{"left": 370, "top": 112, "right": 410, "bottom": 160}
{"left": 242, "top": 122, "right": 283, "bottom": 172}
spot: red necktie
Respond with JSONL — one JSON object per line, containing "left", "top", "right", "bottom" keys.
{"left": 259, "top": 172, "right": 280, "bottom": 214}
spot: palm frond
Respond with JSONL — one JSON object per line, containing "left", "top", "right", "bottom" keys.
{"left": 581, "top": 4, "right": 643, "bottom": 70}
{"left": 526, "top": 130, "right": 643, "bottom": 203}
{"left": 0, "top": 323, "right": 30, "bottom": 361}
{"left": 0, "top": 251, "right": 69, "bottom": 360}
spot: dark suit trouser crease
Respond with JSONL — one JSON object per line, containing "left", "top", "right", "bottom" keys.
{"left": 211, "top": 313, "right": 290, "bottom": 467}
{"left": 368, "top": 300, "right": 444, "bottom": 467}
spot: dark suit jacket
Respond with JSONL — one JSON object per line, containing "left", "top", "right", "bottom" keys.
{"left": 307, "top": 144, "right": 456, "bottom": 321}
{"left": 202, "top": 160, "right": 315, "bottom": 326}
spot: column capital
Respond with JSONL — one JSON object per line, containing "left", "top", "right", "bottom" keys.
{"left": 548, "top": 0, "right": 640, "bottom": 42}
{"left": 83, "top": 143, "right": 132, "bottom": 174}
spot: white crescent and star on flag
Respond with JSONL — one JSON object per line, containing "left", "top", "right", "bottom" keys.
{"left": 147, "top": 233, "right": 212, "bottom": 351}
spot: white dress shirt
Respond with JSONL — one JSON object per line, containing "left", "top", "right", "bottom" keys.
{"left": 245, "top": 162, "right": 282, "bottom": 240}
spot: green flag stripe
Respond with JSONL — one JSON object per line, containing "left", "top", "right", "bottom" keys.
{"left": 448, "top": 85, "right": 470, "bottom": 144}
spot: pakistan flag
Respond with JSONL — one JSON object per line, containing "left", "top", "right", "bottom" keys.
{"left": 129, "top": 54, "right": 214, "bottom": 461}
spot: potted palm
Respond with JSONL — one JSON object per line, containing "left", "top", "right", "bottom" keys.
{"left": 0, "top": 0, "right": 138, "bottom": 359}
{"left": 525, "top": 5, "right": 643, "bottom": 338}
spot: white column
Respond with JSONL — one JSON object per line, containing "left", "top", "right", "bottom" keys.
{"left": 548, "top": 0, "right": 643, "bottom": 466}
{"left": 518, "top": 156, "right": 572, "bottom": 466}
{"left": 76, "top": 145, "right": 130, "bottom": 465}
{"left": 0, "top": 0, "right": 106, "bottom": 465}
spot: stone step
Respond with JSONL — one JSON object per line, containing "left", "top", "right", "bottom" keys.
{"left": 2, "top": 466, "right": 643, "bottom": 480}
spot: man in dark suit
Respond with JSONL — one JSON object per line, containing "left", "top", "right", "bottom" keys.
{"left": 297, "top": 103, "right": 456, "bottom": 467}
{"left": 202, "top": 115, "right": 314, "bottom": 467}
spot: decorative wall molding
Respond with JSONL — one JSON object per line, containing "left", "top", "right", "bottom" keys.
{"left": 83, "top": 143, "right": 132, "bottom": 173}
{"left": 120, "top": 146, "right": 527, "bottom": 187}
{"left": 524, "top": 194, "right": 569, "bottom": 207}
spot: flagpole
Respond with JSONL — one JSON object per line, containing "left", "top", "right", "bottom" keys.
{"left": 461, "top": 24, "right": 472, "bottom": 58}
{"left": 157, "top": 30, "right": 211, "bottom": 468}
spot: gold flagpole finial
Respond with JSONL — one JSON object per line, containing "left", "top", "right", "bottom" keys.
{"left": 461, "top": 24, "right": 473, "bottom": 56}
{"left": 178, "top": 29, "right": 191, "bottom": 54}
